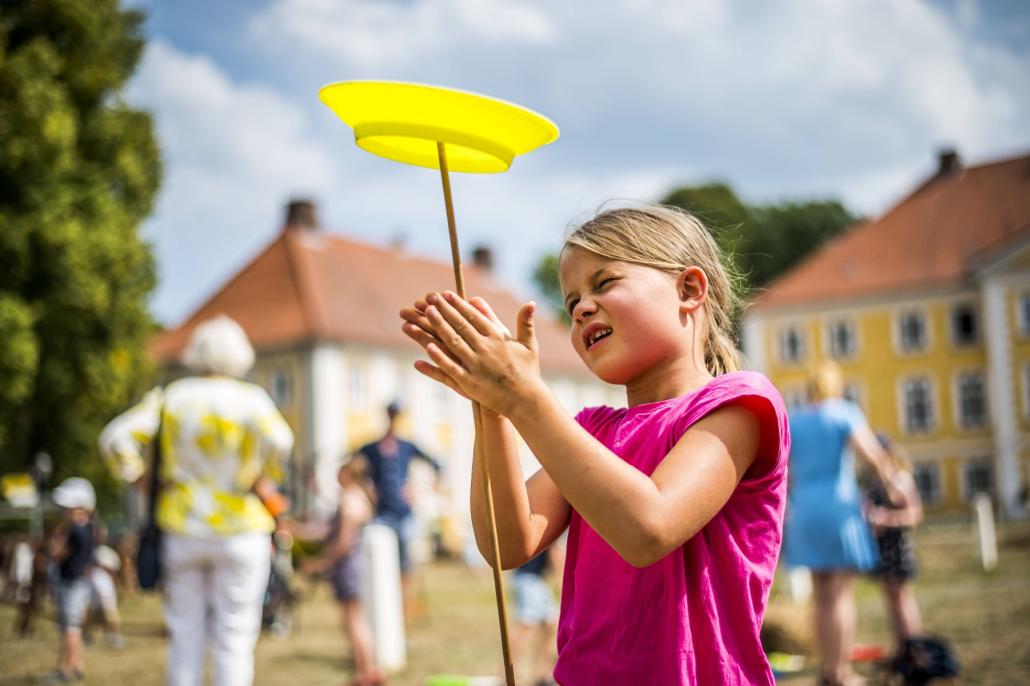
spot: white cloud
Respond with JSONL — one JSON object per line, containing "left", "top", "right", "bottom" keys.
{"left": 127, "top": 39, "right": 339, "bottom": 324}
{"left": 136, "top": 1, "right": 1030, "bottom": 321}
{"left": 249, "top": 0, "right": 558, "bottom": 69}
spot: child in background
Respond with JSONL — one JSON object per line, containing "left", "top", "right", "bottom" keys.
{"left": 510, "top": 542, "right": 564, "bottom": 686}
{"left": 302, "top": 457, "right": 382, "bottom": 686}
{"left": 401, "top": 204, "right": 790, "bottom": 684}
{"left": 864, "top": 436, "right": 924, "bottom": 660}
{"left": 48, "top": 477, "right": 97, "bottom": 683}
{"left": 86, "top": 545, "right": 126, "bottom": 648}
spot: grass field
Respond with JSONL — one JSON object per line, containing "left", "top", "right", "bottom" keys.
{"left": 1, "top": 521, "right": 1028, "bottom": 685}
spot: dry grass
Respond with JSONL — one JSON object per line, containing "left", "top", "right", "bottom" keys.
{"left": 1, "top": 522, "right": 1028, "bottom": 685}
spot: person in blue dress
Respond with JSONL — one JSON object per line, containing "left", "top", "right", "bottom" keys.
{"left": 785, "top": 362, "right": 906, "bottom": 686}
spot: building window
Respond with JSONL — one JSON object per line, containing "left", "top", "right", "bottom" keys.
{"left": 782, "top": 388, "right": 805, "bottom": 410}
{"left": 898, "top": 310, "right": 928, "bottom": 353}
{"left": 902, "top": 377, "right": 934, "bottom": 434}
{"left": 348, "top": 363, "right": 367, "bottom": 405}
{"left": 912, "top": 463, "right": 941, "bottom": 507}
{"left": 956, "top": 372, "right": 988, "bottom": 430}
{"left": 269, "top": 368, "right": 292, "bottom": 407}
{"left": 827, "top": 319, "right": 856, "bottom": 359}
{"left": 778, "top": 326, "right": 805, "bottom": 364}
{"left": 951, "top": 303, "right": 979, "bottom": 346}
{"left": 843, "top": 382, "right": 863, "bottom": 409}
{"left": 1021, "top": 291, "right": 1030, "bottom": 336}
{"left": 963, "top": 460, "right": 994, "bottom": 501}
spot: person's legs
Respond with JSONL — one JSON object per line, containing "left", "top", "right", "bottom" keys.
{"left": 163, "top": 533, "right": 211, "bottom": 686}
{"left": 341, "top": 598, "right": 380, "bottom": 684}
{"left": 532, "top": 620, "right": 558, "bottom": 685}
{"left": 55, "top": 578, "right": 91, "bottom": 676}
{"left": 210, "top": 533, "right": 271, "bottom": 686}
{"left": 884, "top": 578, "right": 922, "bottom": 649}
{"left": 812, "top": 571, "right": 857, "bottom": 685}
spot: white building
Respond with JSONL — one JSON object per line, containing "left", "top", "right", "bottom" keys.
{"left": 152, "top": 200, "right": 620, "bottom": 534}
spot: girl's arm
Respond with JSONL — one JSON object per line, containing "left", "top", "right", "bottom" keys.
{"left": 402, "top": 297, "right": 569, "bottom": 567}
{"left": 403, "top": 291, "right": 760, "bottom": 568}
{"left": 868, "top": 471, "right": 924, "bottom": 528}
{"left": 850, "top": 425, "right": 909, "bottom": 507}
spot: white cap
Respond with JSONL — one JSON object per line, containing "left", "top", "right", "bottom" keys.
{"left": 94, "top": 545, "right": 121, "bottom": 572}
{"left": 52, "top": 477, "right": 96, "bottom": 511}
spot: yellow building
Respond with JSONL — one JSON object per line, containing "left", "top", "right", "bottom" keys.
{"left": 743, "top": 150, "right": 1030, "bottom": 517}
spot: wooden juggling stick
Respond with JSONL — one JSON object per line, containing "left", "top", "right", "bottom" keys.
{"left": 436, "top": 141, "right": 516, "bottom": 686}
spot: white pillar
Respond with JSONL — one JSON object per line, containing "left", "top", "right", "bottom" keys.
{"left": 742, "top": 314, "right": 767, "bottom": 374}
{"left": 982, "top": 278, "right": 1021, "bottom": 518}
{"left": 361, "top": 523, "right": 407, "bottom": 672}
{"left": 309, "top": 343, "right": 346, "bottom": 516}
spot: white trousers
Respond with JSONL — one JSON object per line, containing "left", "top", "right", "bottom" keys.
{"left": 162, "top": 532, "right": 270, "bottom": 686}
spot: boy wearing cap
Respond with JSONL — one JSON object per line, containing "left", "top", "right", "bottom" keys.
{"left": 48, "top": 477, "right": 96, "bottom": 683}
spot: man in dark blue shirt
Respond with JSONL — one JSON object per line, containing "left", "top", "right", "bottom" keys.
{"left": 356, "top": 402, "right": 441, "bottom": 624}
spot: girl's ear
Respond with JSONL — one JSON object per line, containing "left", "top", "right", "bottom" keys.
{"left": 676, "top": 266, "right": 708, "bottom": 313}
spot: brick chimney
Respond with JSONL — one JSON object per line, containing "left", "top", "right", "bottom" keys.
{"left": 472, "top": 246, "right": 493, "bottom": 271}
{"left": 284, "top": 199, "right": 318, "bottom": 231}
{"left": 936, "top": 147, "right": 962, "bottom": 177}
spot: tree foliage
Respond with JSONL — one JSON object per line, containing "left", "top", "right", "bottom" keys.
{"left": 532, "top": 183, "right": 857, "bottom": 321}
{"left": 0, "top": 0, "right": 161, "bottom": 504}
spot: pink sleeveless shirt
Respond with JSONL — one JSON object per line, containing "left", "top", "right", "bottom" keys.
{"left": 553, "top": 372, "right": 790, "bottom": 686}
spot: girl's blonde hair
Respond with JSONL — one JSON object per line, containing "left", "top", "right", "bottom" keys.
{"left": 561, "top": 204, "right": 742, "bottom": 376}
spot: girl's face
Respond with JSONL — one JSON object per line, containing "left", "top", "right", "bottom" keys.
{"left": 559, "top": 246, "right": 695, "bottom": 386}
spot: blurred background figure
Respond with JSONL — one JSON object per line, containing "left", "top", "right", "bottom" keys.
{"left": 862, "top": 435, "right": 924, "bottom": 662}
{"left": 509, "top": 542, "right": 564, "bottom": 686}
{"left": 85, "top": 544, "right": 126, "bottom": 649}
{"left": 99, "top": 315, "right": 294, "bottom": 686}
{"left": 784, "top": 362, "right": 906, "bottom": 686}
{"left": 355, "top": 402, "right": 442, "bottom": 627}
{"left": 300, "top": 456, "right": 383, "bottom": 686}
{"left": 47, "top": 477, "right": 97, "bottom": 683}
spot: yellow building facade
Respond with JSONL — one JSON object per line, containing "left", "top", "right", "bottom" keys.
{"left": 743, "top": 151, "right": 1030, "bottom": 517}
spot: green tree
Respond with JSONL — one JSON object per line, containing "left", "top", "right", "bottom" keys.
{"left": 0, "top": 0, "right": 161, "bottom": 505}
{"left": 531, "top": 184, "right": 856, "bottom": 320}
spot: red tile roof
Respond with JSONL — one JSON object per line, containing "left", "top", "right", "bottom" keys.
{"left": 151, "top": 229, "right": 589, "bottom": 376}
{"left": 751, "top": 152, "right": 1030, "bottom": 311}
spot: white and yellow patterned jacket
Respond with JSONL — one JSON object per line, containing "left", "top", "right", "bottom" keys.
{"left": 99, "top": 377, "right": 294, "bottom": 537}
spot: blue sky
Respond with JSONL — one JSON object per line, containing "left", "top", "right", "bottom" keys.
{"left": 124, "top": 0, "right": 1030, "bottom": 325}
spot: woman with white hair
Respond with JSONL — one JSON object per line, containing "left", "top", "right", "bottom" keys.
{"left": 100, "top": 315, "right": 293, "bottom": 686}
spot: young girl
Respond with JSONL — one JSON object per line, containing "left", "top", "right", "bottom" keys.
{"left": 400, "top": 205, "right": 790, "bottom": 684}
{"left": 299, "top": 457, "right": 382, "bottom": 686}
{"left": 863, "top": 436, "right": 924, "bottom": 662}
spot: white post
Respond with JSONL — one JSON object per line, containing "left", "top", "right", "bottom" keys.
{"left": 981, "top": 278, "right": 1020, "bottom": 518}
{"left": 361, "top": 523, "right": 407, "bottom": 672}
{"left": 974, "top": 492, "right": 998, "bottom": 572}
{"left": 787, "top": 566, "right": 812, "bottom": 603}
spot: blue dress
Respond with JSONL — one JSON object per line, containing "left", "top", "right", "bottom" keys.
{"left": 784, "top": 399, "right": 878, "bottom": 571}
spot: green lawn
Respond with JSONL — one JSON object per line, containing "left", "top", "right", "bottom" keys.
{"left": 1, "top": 521, "right": 1028, "bottom": 685}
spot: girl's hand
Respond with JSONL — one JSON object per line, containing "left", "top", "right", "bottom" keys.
{"left": 401, "top": 291, "right": 544, "bottom": 417}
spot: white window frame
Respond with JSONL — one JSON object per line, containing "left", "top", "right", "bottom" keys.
{"left": 953, "top": 370, "right": 989, "bottom": 431}
{"left": 347, "top": 360, "right": 367, "bottom": 407}
{"left": 961, "top": 458, "right": 994, "bottom": 502}
{"left": 894, "top": 307, "right": 930, "bottom": 355}
{"left": 777, "top": 325, "right": 806, "bottom": 365}
{"left": 825, "top": 317, "right": 858, "bottom": 360}
{"left": 912, "top": 461, "right": 942, "bottom": 507}
{"left": 949, "top": 301, "right": 980, "bottom": 348}
{"left": 898, "top": 375, "right": 936, "bottom": 435}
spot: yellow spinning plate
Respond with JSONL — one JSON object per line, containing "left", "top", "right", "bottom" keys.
{"left": 318, "top": 80, "right": 559, "bottom": 172}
